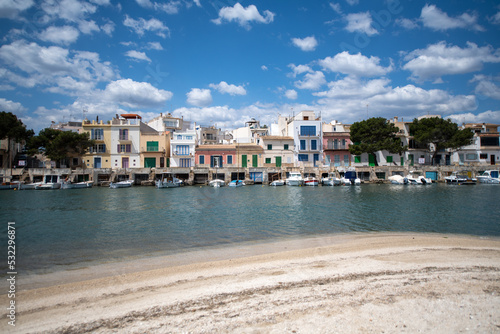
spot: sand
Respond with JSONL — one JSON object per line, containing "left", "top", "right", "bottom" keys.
{"left": 2, "top": 233, "right": 500, "bottom": 333}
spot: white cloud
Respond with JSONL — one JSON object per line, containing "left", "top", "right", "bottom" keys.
{"left": 294, "top": 71, "right": 326, "bottom": 90}
{"left": 0, "top": 0, "right": 34, "bottom": 19}
{"left": 104, "top": 79, "right": 173, "bottom": 109}
{"left": 396, "top": 18, "right": 419, "bottom": 30}
{"left": 345, "top": 0, "right": 359, "bottom": 5}
{"left": 345, "top": 12, "right": 378, "bottom": 36}
{"left": 285, "top": 89, "right": 298, "bottom": 100}
{"left": 0, "top": 98, "right": 27, "bottom": 114}
{"left": 314, "top": 77, "right": 391, "bottom": 100}
{"left": 186, "top": 88, "right": 212, "bottom": 107}
{"left": 291, "top": 36, "right": 318, "bottom": 52}
{"left": 288, "top": 64, "right": 313, "bottom": 78}
{"left": 330, "top": 3, "right": 342, "bottom": 14}
{"left": 155, "top": 1, "right": 182, "bottom": 14}
{"left": 125, "top": 50, "right": 151, "bottom": 63}
{"left": 447, "top": 110, "right": 500, "bottom": 125}
{"left": 212, "top": 3, "right": 275, "bottom": 30}
{"left": 403, "top": 41, "right": 500, "bottom": 82}
{"left": 261, "top": 65, "right": 268, "bottom": 71}
{"left": 123, "top": 15, "right": 170, "bottom": 38}
{"left": 101, "top": 21, "right": 115, "bottom": 36}
{"left": 147, "top": 42, "right": 163, "bottom": 50}
{"left": 319, "top": 51, "right": 392, "bottom": 77}
{"left": 420, "top": 4, "right": 484, "bottom": 31}
{"left": 209, "top": 81, "right": 246, "bottom": 95}
{"left": 471, "top": 75, "right": 500, "bottom": 100}
{"left": 490, "top": 11, "right": 500, "bottom": 25}
{"left": 78, "top": 20, "right": 100, "bottom": 34}
{"left": 38, "top": 26, "right": 80, "bottom": 45}
{"left": 41, "top": 0, "right": 97, "bottom": 22}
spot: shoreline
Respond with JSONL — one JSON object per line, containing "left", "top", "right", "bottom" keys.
{"left": 2, "top": 232, "right": 500, "bottom": 333}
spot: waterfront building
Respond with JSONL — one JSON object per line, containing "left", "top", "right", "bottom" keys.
{"left": 147, "top": 113, "right": 184, "bottom": 133}
{"left": 453, "top": 123, "right": 500, "bottom": 166}
{"left": 49, "top": 121, "right": 83, "bottom": 133}
{"left": 322, "top": 120, "right": 351, "bottom": 168}
{"left": 285, "top": 110, "right": 323, "bottom": 168}
{"left": 195, "top": 124, "right": 225, "bottom": 145}
{"left": 140, "top": 129, "right": 170, "bottom": 168}
{"left": 170, "top": 127, "right": 197, "bottom": 168}
{"left": 259, "top": 136, "right": 294, "bottom": 168}
{"left": 195, "top": 144, "right": 236, "bottom": 168}
{"left": 232, "top": 118, "right": 269, "bottom": 144}
{"left": 82, "top": 118, "right": 112, "bottom": 169}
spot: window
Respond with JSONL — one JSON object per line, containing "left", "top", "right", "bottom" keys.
{"left": 386, "top": 156, "right": 393, "bottom": 163}
{"left": 480, "top": 137, "right": 499, "bottom": 146}
{"left": 180, "top": 158, "right": 190, "bottom": 167}
{"left": 177, "top": 135, "right": 183, "bottom": 140}
{"left": 227, "top": 155, "right": 233, "bottom": 164}
{"left": 91, "top": 129, "right": 103, "bottom": 140}
{"left": 344, "top": 155, "right": 349, "bottom": 165}
{"left": 334, "top": 139, "right": 338, "bottom": 149}
{"left": 354, "top": 156, "right": 361, "bottom": 163}
{"left": 185, "top": 136, "right": 193, "bottom": 140}
{"left": 199, "top": 155, "right": 205, "bottom": 164}
{"left": 300, "top": 125, "right": 316, "bottom": 136}
{"left": 265, "top": 158, "right": 271, "bottom": 164}
{"left": 466, "top": 153, "right": 478, "bottom": 160}
{"left": 267, "top": 144, "right": 272, "bottom": 150}
{"left": 91, "top": 144, "right": 106, "bottom": 153}
{"left": 176, "top": 145, "right": 189, "bottom": 155}
{"left": 298, "top": 154, "right": 308, "bottom": 161}
{"left": 146, "top": 141, "right": 159, "bottom": 152}
{"left": 164, "top": 120, "right": 178, "bottom": 128}
{"left": 284, "top": 144, "right": 289, "bottom": 150}
{"left": 117, "top": 144, "right": 131, "bottom": 153}
{"left": 480, "top": 153, "right": 488, "bottom": 159}
{"left": 300, "top": 140, "right": 306, "bottom": 150}
{"left": 311, "top": 140, "right": 317, "bottom": 150}
{"left": 334, "top": 155, "right": 340, "bottom": 165}
{"left": 119, "top": 129, "right": 128, "bottom": 140}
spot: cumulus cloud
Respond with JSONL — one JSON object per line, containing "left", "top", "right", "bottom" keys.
{"left": 471, "top": 75, "right": 500, "bottom": 100}
{"left": 314, "top": 77, "right": 391, "bottom": 100}
{"left": 294, "top": 71, "right": 326, "bottom": 90}
{"left": 261, "top": 65, "right": 268, "bottom": 71}
{"left": 291, "top": 36, "right": 318, "bottom": 52}
{"left": 447, "top": 110, "right": 500, "bottom": 125}
{"left": 396, "top": 18, "right": 419, "bottom": 30}
{"left": 288, "top": 64, "right": 313, "bottom": 78}
{"left": 125, "top": 50, "right": 151, "bottom": 62}
{"left": 345, "top": 12, "right": 378, "bottom": 35}
{"left": 38, "top": 26, "right": 80, "bottom": 45}
{"left": 209, "top": 81, "right": 246, "bottom": 96}
{"left": 0, "top": 98, "right": 27, "bottom": 114}
{"left": 147, "top": 42, "right": 163, "bottom": 50}
{"left": 186, "top": 88, "right": 212, "bottom": 107}
{"left": 319, "top": 51, "right": 393, "bottom": 77}
{"left": 489, "top": 11, "right": 500, "bottom": 25}
{"left": 103, "top": 79, "right": 173, "bottom": 109}
{"left": 41, "top": 0, "right": 97, "bottom": 22}
{"left": 403, "top": 41, "right": 500, "bottom": 82}
{"left": 212, "top": 3, "right": 275, "bottom": 30}
{"left": 285, "top": 89, "right": 298, "bottom": 100}
{"left": 420, "top": 4, "right": 484, "bottom": 31}
{"left": 123, "top": 15, "right": 170, "bottom": 38}
{"left": 0, "top": 0, "right": 34, "bottom": 19}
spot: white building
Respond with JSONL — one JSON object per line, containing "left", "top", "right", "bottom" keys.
{"left": 110, "top": 114, "right": 143, "bottom": 169}
{"left": 232, "top": 118, "right": 269, "bottom": 144}
{"left": 170, "top": 128, "right": 197, "bottom": 168}
{"left": 285, "top": 110, "right": 323, "bottom": 167}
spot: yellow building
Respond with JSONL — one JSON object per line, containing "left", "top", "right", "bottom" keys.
{"left": 140, "top": 128, "right": 170, "bottom": 168}
{"left": 82, "top": 119, "right": 112, "bottom": 168}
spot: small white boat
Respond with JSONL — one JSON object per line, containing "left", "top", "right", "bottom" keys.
{"left": 61, "top": 181, "right": 94, "bottom": 189}
{"left": 407, "top": 172, "right": 432, "bottom": 185}
{"left": 444, "top": 171, "right": 476, "bottom": 185}
{"left": 321, "top": 173, "right": 341, "bottom": 186}
{"left": 209, "top": 179, "right": 225, "bottom": 187}
{"left": 388, "top": 175, "right": 408, "bottom": 185}
{"left": 228, "top": 180, "right": 245, "bottom": 187}
{"left": 270, "top": 179, "right": 284, "bottom": 186}
{"left": 110, "top": 180, "right": 134, "bottom": 188}
{"left": 304, "top": 176, "right": 319, "bottom": 186}
{"left": 35, "top": 175, "right": 62, "bottom": 190}
{"left": 156, "top": 177, "right": 183, "bottom": 188}
{"left": 286, "top": 172, "right": 304, "bottom": 186}
{"left": 341, "top": 170, "right": 361, "bottom": 186}
{"left": 20, "top": 182, "right": 42, "bottom": 190}
{"left": 0, "top": 176, "right": 21, "bottom": 190}
{"left": 476, "top": 170, "right": 500, "bottom": 184}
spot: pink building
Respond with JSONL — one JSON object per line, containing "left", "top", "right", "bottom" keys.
{"left": 195, "top": 145, "right": 236, "bottom": 168}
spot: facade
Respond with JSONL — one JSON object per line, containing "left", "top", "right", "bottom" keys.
{"left": 170, "top": 128, "right": 197, "bottom": 168}
{"left": 232, "top": 118, "right": 269, "bottom": 144}
{"left": 322, "top": 120, "right": 351, "bottom": 168}
{"left": 140, "top": 130, "right": 170, "bottom": 168}
{"left": 50, "top": 121, "right": 82, "bottom": 133}
{"left": 286, "top": 111, "right": 323, "bottom": 167}
{"left": 453, "top": 123, "right": 500, "bottom": 166}
{"left": 234, "top": 144, "right": 265, "bottom": 168}
{"left": 195, "top": 125, "right": 224, "bottom": 145}
{"left": 110, "top": 114, "right": 142, "bottom": 169}
{"left": 147, "top": 113, "right": 184, "bottom": 133}
{"left": 82, "top": 119, "right": 112, "bottom": 169}
{"left": 259, "top": 136, "right": 294, "bottom": 168}
{"left": 195, "top": 145, "right": 236, "bottom": 168}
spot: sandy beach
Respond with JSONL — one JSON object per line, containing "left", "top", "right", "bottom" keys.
{"left": 2, "top": 233, "right": 500, "bottom": 333}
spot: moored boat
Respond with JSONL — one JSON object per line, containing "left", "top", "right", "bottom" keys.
{"left": 61, "top": 181, "right": 94, "bottom": 189}
{"left": 110, "top": 180, "right": 134, "bottom": 188}
{"left": 35, "top": 175, "right": 62, "bottom": 190}
{"left": 228, "top": 180, "right": 245, "bottom": 187}
{"left": 209, "top": 179, "right": 225, "bottom": 187}
{"left": 321, "top": 172, "right": 341, "bottom": 186}
{"left": 270, "top": 179, "right": 285, "bottom": 186}
{"left": 444, "top": 171, "right": 476, "bottom": 185}
{"left": 477, "top": 170, "right": 500, "bottom": 184}
{"left": 286, "top": 172, "right": 304, "bottom": 186}
{"left": 304, "top": 176, "right": 319, "bottom": 186}
{"left": 388, "top": 175, "right": 408, "bottom": 185}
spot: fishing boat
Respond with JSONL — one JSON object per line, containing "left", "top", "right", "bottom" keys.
{"left": 444, "top": 171, "right": 476, "bottom": 185}
{"left": 304, "top": 176, "right": 319, "bottom": 186}
{"left": 35, "top": 175, "right": 62, "bottom": 190}
{"left": 156, "top": 175, "right": 183, "bottom": 188}
{"left": 209, "top": 179, "right": 225, "bottom": 187}
{"left": 228, "top": 180, "right": 245, "bottom": 187}
{"left": 286, "top": 172, "right": 304, "bottom": 186}
{"left": 0, "top": 176, "right": 21, "bottom": 190}
{"left": 270, "top": 179, "right": 285, "bottom": 186}
{"left": 109, "top": 180, "right": 134, "bottom": 188}
{"left": 61, "top": 180, "right": 94, "bottom": 189}
{"left": 476, "top": 170, "right": 500, "bottom": 184}
{"left": 321, "top": 172, "right": 341, "bottom": 186}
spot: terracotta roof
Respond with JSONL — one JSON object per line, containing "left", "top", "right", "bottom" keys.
{"left": 121, "top": 114, "right": 142, "bottom": 119}
{"left": 260, "top": 136, "right": 293, "bottom": 140}
{"left": 196, "top": 144, "right": 236, "bottom": 150}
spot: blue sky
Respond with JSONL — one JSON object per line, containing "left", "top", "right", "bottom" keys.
{"left": 1, "top": 0, "right": 500, "bottom": 132}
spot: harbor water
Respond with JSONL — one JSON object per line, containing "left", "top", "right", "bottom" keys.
{"left": 1, "top": 183, "right": 499, "bottom": 276}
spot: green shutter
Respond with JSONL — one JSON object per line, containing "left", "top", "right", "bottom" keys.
{"left": 275, "top": 156, "right": 282, "bottom": 167}
{"left": 252, "top": 155, "right": 258, "bottom": 167}
{"left": 409, "top": 154, "right": 414, "bottom": 166}
{"left": 267, "top": 144, "right": 272, "bottom": 150}
{"left": 144, "top": 157, "right": 156, "bottom": 168}
{"left": 369, "top": 154, "right": 375, "bottom": 166}
{"left": 401, "top": 156, "right": 404, "bottom": 166}
{"left": 284, "top": 144, "right": 289, "bottom": 150}
{"left": 265, "top": 158, "right": 271, "bottom": 164}
{"left": 386, "top": 156, "right": 393, "bottom": 163}
{"left": 242, "top": 155, "right": 247, "bottom": 168}
{"left": 354, "top": 156, "right": 361, "bottom": 163}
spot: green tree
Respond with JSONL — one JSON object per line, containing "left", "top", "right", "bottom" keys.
{"left": 349, "top": 117, "right": 407, "bottom": 166}
{"left": 0, "top": 111, "right": 34, "bottom": 168}
{"left": 410, "top": 117, "right": 474, "bottom": 165}
{"left": 28, "top": 128, "right": 94, "bottom": 166}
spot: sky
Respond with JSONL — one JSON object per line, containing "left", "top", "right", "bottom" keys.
{"left": 1, "top": 0, "right": 500, "bottom": 133}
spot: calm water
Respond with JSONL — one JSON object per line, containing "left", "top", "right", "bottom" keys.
{"left": 1, "top": 183, "right": 499, "bottom": 275}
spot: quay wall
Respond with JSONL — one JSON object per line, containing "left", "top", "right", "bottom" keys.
{"left": 1, "top": 165, "right": 497, "bottom": 185}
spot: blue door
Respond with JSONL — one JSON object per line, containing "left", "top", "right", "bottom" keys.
{"left": 94, "top": 157, "right": 101, "bottom": 168}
